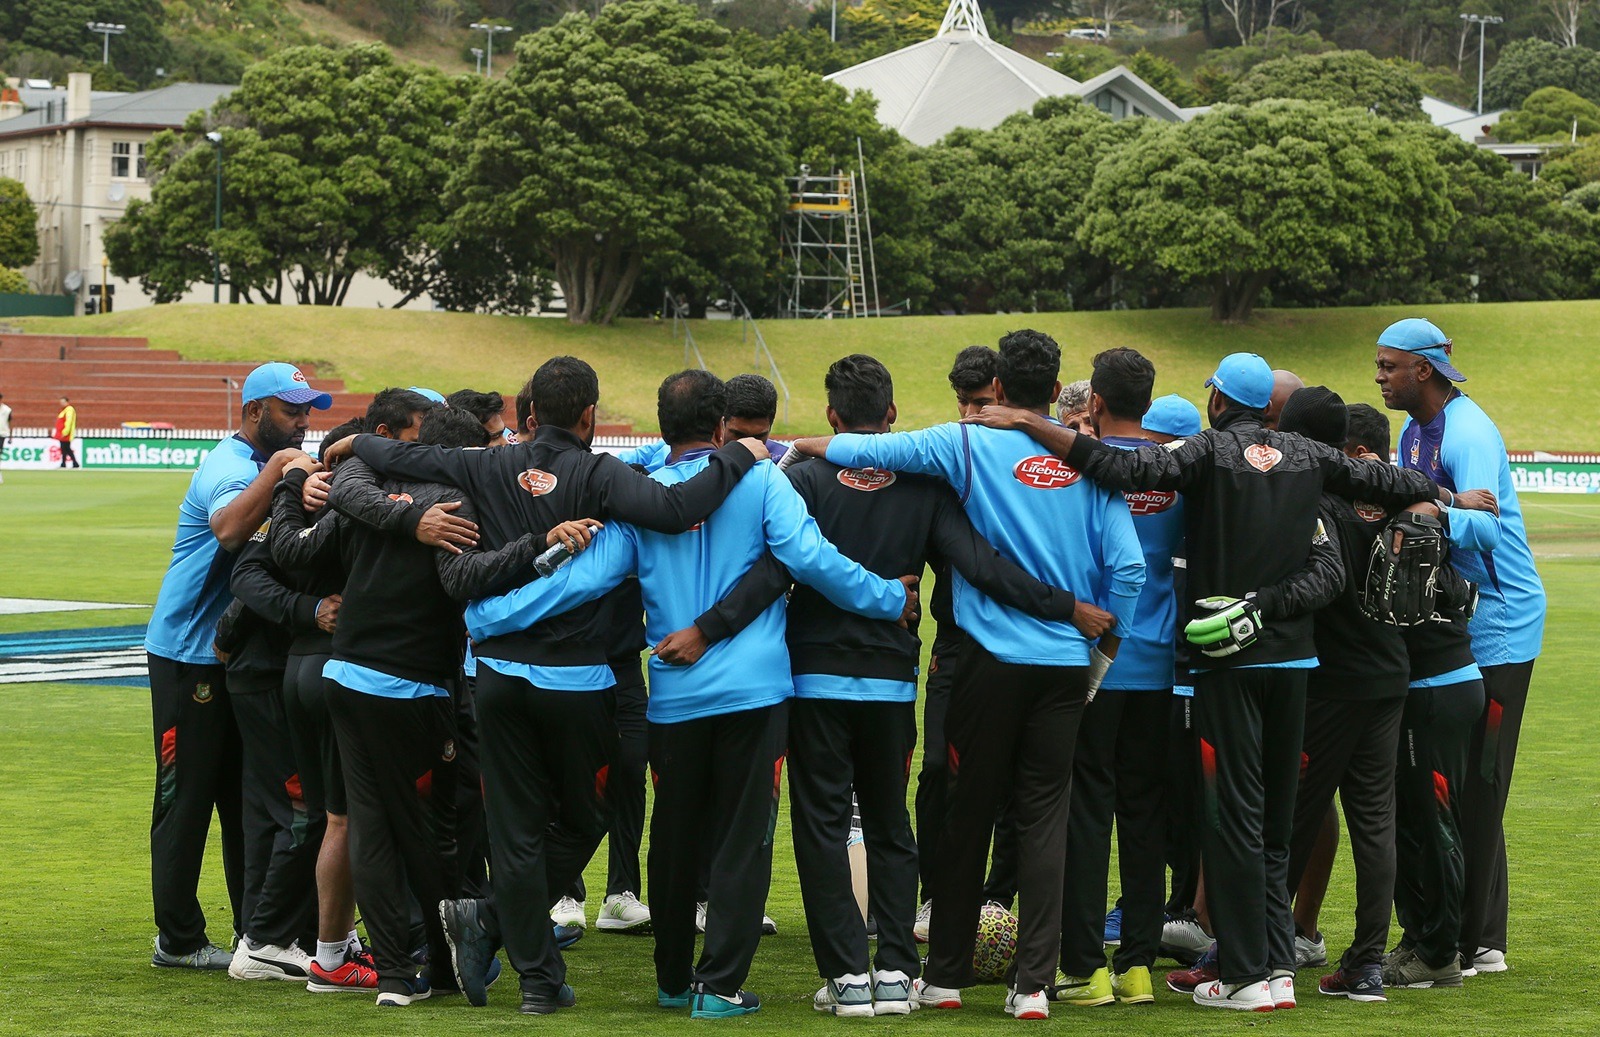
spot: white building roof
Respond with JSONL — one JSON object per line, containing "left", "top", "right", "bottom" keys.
{"left": 1075, "top": 66, "right": 1195, "bottom": 122}
{"left": 1422, "top": 94, "right": 1505, "bottom": 143}
{"left": 0, "top": 82, "right": 234, "bottom": 139}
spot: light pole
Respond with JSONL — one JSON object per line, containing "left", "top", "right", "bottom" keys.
{"left": 471, "top": 47, "right": 484, "bottom": 75}
{"left": 1460, "top": 13, "right": 1504, "bottom": 116}
{"left": 469, "top": 23, "right": 511, "bottom": 77}
{"left": 86, "top": 22, "right": 126, "bottom": 65}
{"left": 206, "top": 131, "right": 223, "bottom": 303}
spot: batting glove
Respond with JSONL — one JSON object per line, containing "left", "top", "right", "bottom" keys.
{"left": 1184, "top": 595, "right": 1263, "bottom": 658}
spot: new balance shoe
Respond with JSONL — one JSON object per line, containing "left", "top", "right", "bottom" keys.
{"left": 691, "top": 986, "right": 761, "bottom": 1018}
{"left": 375, "top": 973, "right": 431, "bottom": 1007}
{"left": 1048, "top": 967, "right": 1113, "bottom": 1007}
{"left": 913, "top": 901, "right": 932, "bottom": 943}
{"left": 1382, "top": 951, "right": 1464, "bottom": 989}
{"left": 228, "top": 939, "right": 312, "bottom": 981}
{"left": 1103, "top": 905, "right": 1123, "bottom": 947}
{"left": 1112, "top": 966, "right": 1155, "bottom": 1005}
{"left": 550, "top": 896, "right": 586, "bottom": 929}
{"left": 813, "top": 974, "right": 874, "bottom": 1017}
{"left": 1165, "top": 942, "right": 1219, "bottom": 993}
{"left": 520, "top": 983, "right": 576, "bottom": 1015}
{"left": 1467, "top": 947, "right": 1508, "bottom": 975}
{"left": 554, "top": 923, "right": 583, "bottom": 951}
{"left": 871, "top": 969, "right": 916, "bottom": 1015}
{"left": 659, "top": 986, "right": 692, "bottom": 1008}
{"left": 913, "top": 978, "right": 962, "bottom": 1009}
{"left": 151, "top": 937, "right": 231, "bottom": 971}
{"left": 1160, "top": 913, "right": 1212, "bottom": 965}
{"left": 1318, "top": 963, "right": 1387, "bottom": 1002}
{"left": 695, "top": 902, "right": 708, "bottom": 934}
{"left": 1295, "top": 931, "right": 1328, "bottom": 968}
{"left": 1192, "top": 979, "right": 1274, "bottom": 1012}
{"left": 1005, "top": 987, "right": 1049, "bottom": 1020}
{"left": 597, "top": 892, "right": 652, "bottom": 933}
{"left": 439, "top": 897, "right": 495, "bottom": 1007}
{"left": 1269, "top": 973, "right": 1296, "bottom": 1009}
{"left": 306, "top": 953, "right": 379, "bottom": 992}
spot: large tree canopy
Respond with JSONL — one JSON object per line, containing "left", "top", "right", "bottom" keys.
{"left": 0, "top": 178, "right": 40, "bottom": 271}
{"left": 1495, "top": 87, "right": 1600, "bottom": 143}
{"left": 1483, "top": 39, "right": 1600, "bottom": 111}
{"left": 448, "top": 0, "right": 788, "bottom": 324}
{"left": 1226, "top": 49, "right": 1426, "bottom": 122}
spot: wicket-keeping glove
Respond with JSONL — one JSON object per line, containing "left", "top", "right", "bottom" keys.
{"left": 1184, "top": 596, "right": 1263, "bottom": 658}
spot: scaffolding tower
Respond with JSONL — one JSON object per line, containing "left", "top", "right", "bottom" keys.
{"left": 780, "top": 162, "right": 880, "bottom": 319}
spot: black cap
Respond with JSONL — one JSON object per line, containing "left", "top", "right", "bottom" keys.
{"left": 1277, "top": 385, "right": 1347, "bottom": 447}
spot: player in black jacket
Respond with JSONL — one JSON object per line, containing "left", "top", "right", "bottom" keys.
{"left": 321, "top": 356, "right": 767, "bottom": 1014}
{"left": 964, "top": 351, "right": 1487, "bottom": 1012}
{"left": 669, "top": 354, "right": 1106, "bottom": 1015}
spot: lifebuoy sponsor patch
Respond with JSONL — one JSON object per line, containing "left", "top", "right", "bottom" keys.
{"left": 837, "top": 467, "right": 896, "bottom": 492}
{"left": 1244, "top": 444, "right": 1283, "bottom": 472}
{"left": 1123, "top": 488, "right": 1177, "bottom": 515}
{"left": 1355, "top": 502, "right": 1387, "bottom": 522}
{"left": 1013, "top": 455, "right": 1081, "bottom": 489}
{"left": 518, "top": 469, "right": 558, "bottom": 496}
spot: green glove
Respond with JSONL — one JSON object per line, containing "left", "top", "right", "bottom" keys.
{"left": 1184, "top": 595, "right": 1263, "bottom": 658}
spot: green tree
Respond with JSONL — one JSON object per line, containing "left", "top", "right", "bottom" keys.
{"left": 1126, "top": 50, "right": 1201, "bottom": 108}
{"left": 1192, "top": 27, "right": 1335, "bottom": 101}
{"left": 0, "top": 268, "right": 30, "bottom": 294}
{"left": 0, "top": 179, "right": 41, "bottom": 270}
{"left": 1542, "top": 138, "right": 1600, "bottom": 191}
{"left": 107, "top": 45, "right": 479, "bottom": 306}
{"left": 1495, "top": 87, "right": 1600, "bottom": 142}
{"left": 448, "top": 0, "right": 788, "bottom": 324}
{"left": 10, "top": 0, "right": 170, "bottom": 86}
{"left": 1226, "top": 49, "right": 1425, "bottom": 121}
{"left": 1079, "top": 101, "right": 1457, "bottom": 321}
{"left": 1483, "top": 39, "right": 1600, "bottom": 110}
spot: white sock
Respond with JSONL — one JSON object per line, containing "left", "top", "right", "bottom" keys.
{"left": 316, "top": 941, "right": 346, "bottom": 972}
{"left": 347, "top": 929, "right": 361, "bottom": 953}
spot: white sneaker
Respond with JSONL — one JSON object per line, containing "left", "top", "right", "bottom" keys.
{"left": 1294, "top": 932, "right": 1327, "bottom": 968}
{"left": 872, "top": 969, "right": 916, "bottom": 1015}
{"left": 1472, "top": 947, "right": 1508, "bottom": 973}
{"left": 1160, "top": 915, "right": 1212, "bottom": 962}
{"left": 596, "top": 892, "right": 652, "bottom": 932}
{"left": 228, "top": 939, "right": 312, "bottom": 981}
{"left": 913, "top": 901, "right": 932, "bottom": 943}
{"left": 1193, "top": 979, "right": 1274, "bottom": 1011}
{"left": 813, "top": 973, "right": 874, "bottom": 1017}
{"left": 914, "top": 978, "right": 962, "bottom": 1009}
{"left": 695, "top": 901, "right": 708, "bottom": 934}
{"left": 1269, "top": 974, "right": 1296, "bottom": 1009}
{"left": 1005, "top": 987, "right": 1049, "bottom": 1020}
{"left": 550, "top": 896, "right": 586, "bottom": 929}
{"left": 761, "top": 914, "right": 778, "bottom": 936}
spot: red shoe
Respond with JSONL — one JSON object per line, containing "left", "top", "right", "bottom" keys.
{"left": 1166, "top": 942, "right": 1219, "bottom": 993}
{"left": 306, "top": 957, "right": 379, "bottom": 992}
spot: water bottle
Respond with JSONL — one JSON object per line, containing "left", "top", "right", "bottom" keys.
{"left": 534, "top": 540, "right": 576, "bottom": 578}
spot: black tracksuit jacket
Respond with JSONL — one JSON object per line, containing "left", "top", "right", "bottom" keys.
{"left": 1311, "top": 494, "right": 1410, "bottom": 692}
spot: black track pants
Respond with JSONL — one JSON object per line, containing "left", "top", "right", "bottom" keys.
{"left": 1458, "top": 660, "right": 1533, "bottom": 959}
{"left": 1165, "top": 691, "right": 1201, "bottom": 914}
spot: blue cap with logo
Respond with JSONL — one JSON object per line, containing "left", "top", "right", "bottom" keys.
{"left": 1377, "top": 317, "right": 1465, "bottom": 382}
{"left": 1143, "top": 394, "right": 1203, "bottom": 438}
{"left": 409, "top": 386, "right": 447, "bottom": 405}
{"left": 241, "top": 362, "right": 333, "bottom": 410}
{"left": 1204, "top": 352, "right": 1273, "bottom": 410}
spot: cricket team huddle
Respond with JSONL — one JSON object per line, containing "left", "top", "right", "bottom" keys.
{"left": 139, "top": 316, "right": 1544, "bottom": 1018}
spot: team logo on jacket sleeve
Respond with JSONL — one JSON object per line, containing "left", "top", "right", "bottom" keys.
{"left": 387, "top": 492, "right": 414, "bottom": 504}
{"left": 1244, "top": 444, "right": 1283, "bottom": 472}
{"left": 1123, "top": 489, "right": 1177, "bottom": 515}
{"left": 837, "top": 467, "right": 896, "bottom": 492}
{"left": 518, "top": 469, "right": 559, "bottom": 496}
{"left": 1013, "top": 455, "right": 1081, "bottom": 489}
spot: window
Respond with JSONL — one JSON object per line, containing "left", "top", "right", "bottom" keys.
{"left": 111, "top": 140, "right": 131, "bottom": 178}
{"left": 0, "top": 152, "right": 10, "bottom": 178}
{"left": 14, "top": 149, "right": 23, "bottom": 185}
{"left": 135, "top": 143, "right": 147, "bottom": 180}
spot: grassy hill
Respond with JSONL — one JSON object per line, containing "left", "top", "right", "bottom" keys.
{"left": 18, "top": 300, "right": 1596, "bottom": 448}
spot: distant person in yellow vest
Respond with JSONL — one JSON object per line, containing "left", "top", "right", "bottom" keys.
{"left": 54, "top": 396, "right": 80, "bottom": 469}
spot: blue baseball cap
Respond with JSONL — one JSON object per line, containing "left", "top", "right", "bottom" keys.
{"left": 1376, "top": 317, "right": 1466, "bottom": 382}
{"left": 1143, "top": 394, "right": 1202, "bottom": 438}
{"left": 1204, "top": 352, "right": 1273, "bottom": 410}
{"left": 241, "top": 362, "right": 332, "bottom": 409}
{"left": 409, "top": 386, "right": 447, "bottom": 404}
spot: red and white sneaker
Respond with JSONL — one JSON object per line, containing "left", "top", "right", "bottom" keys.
{"left": 1165, "top": 942, "right": 1219, "bottom": 993}
{"left": 1193, "top": 979, "right": 1274, "bottom": 1012}
{"left": 1269, "top": 974, "right": 1296, "bottom": 1009}
{"left": 307, "top": 955, "right": 380, "bottom": 992}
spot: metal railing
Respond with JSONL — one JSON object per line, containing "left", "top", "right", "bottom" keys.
{"left": 729, "top": 289, "right": 791, "bottom": 423}
{"left": 662, "top": 291, "right": 707, "bottom": 371}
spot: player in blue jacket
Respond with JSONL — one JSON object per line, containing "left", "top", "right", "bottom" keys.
{"left": 789, "top": 330, "right": 1145, "bottom": 1020}
{"left": 467, "top": 370, "right": 913, "bottom": 1019}
{"left": 1374, "top": 317, "right": 1546, "bottom": 975}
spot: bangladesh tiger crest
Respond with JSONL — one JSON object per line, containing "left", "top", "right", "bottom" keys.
{"left": 518, "top": 469, "right": 558, "bottom": 496}
{"left": 837, "top": 467, "right": 896, "bottom": 492}
{"left": 193, "top": 682, "right": 213, "bottom": 704}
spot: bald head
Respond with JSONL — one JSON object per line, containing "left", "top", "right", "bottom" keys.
{"left": 1264, "top": 369, "right": 1305, "bottom": 429}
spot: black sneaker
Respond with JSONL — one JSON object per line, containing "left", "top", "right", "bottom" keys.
{"left": 520, "top": 983, "right": 577, "bottom": 1015}
{"left": 439, "top": 898, "right": 495, "bottom": 1007}
{"left": 376, "top": 973, "right": 432, "bottom": 1007}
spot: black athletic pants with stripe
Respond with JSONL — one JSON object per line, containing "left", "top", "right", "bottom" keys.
{"left": 326, "top": 683, "right": 457, "bottom": 986}
{"left": 923, "top": 643, "right": 1087, "bottom": 996}
{"left": 570, "top": 657, "right": 649, "bottom": 903}
{"left": 789, "top": 697, "right": 920, "bottom": 980}
{"left": 1165, "top": 691, "right": 1201, "bottom": 915}
{"left": 452, "top": 676, "right": 490, "bottom": 899}
{"left": 1287, "top": 683, "right": 1406, "bottom": 970}
{"left": 147, "top": 654, "right": 244, "bottom": 955}
{"left": 1394, "top": 679, "right": 1483, "bottom": 970}
{"left": 1060, "top": 689, "right": 1170, "bottom": 976}
{"left": 474, "top": 668, "right": 614, "bottom": 997}
{"left": 1458, "top": 660, "right": 1534, "bottom": 960}
{"left": 232, "top": 669, "right": 323, "bottom": 950}
{"left": 649, "top": 702, "right": 787, "bottom": 998}
{"left": 1195, "top": 667, "right": 1306, "bottom": 986}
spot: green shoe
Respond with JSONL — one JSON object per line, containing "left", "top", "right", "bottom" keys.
{"left": 1049, "top": 967, "right": 1114, "bottom": 1007}
{"left": 658, "top": 986, "right": 691, "bottom": 1008}
{"left": 1113, "top": 966, "right": 1155, "bottom": 1005}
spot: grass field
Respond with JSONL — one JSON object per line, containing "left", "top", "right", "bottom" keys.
{"left": 18, "top": 299, "right": 1600, "bottom": 449}
{"left": 2, "top": 470, "right": 1598, "bottom": 1036}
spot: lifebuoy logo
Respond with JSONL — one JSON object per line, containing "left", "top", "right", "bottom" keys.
{"left": 387, "top": 492, "right": 414, "bottom": 504}
{"left": 1124, "top": 488, "right": 1177, "bottom": 515}
{"left": 1244, "top": 444, "right": 1283, "bottom": 472}
{"left": 518, "top": 469, "right": 558, "bottom": 496}
{"left": 837, "top": 467, "right": 896, "bottom": 492}
{"left": 1013, "top": 455, "right": 1081, "bottom": 489}
{"left": 1355, "top": 502, "right": 1387, "bottom": 522}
